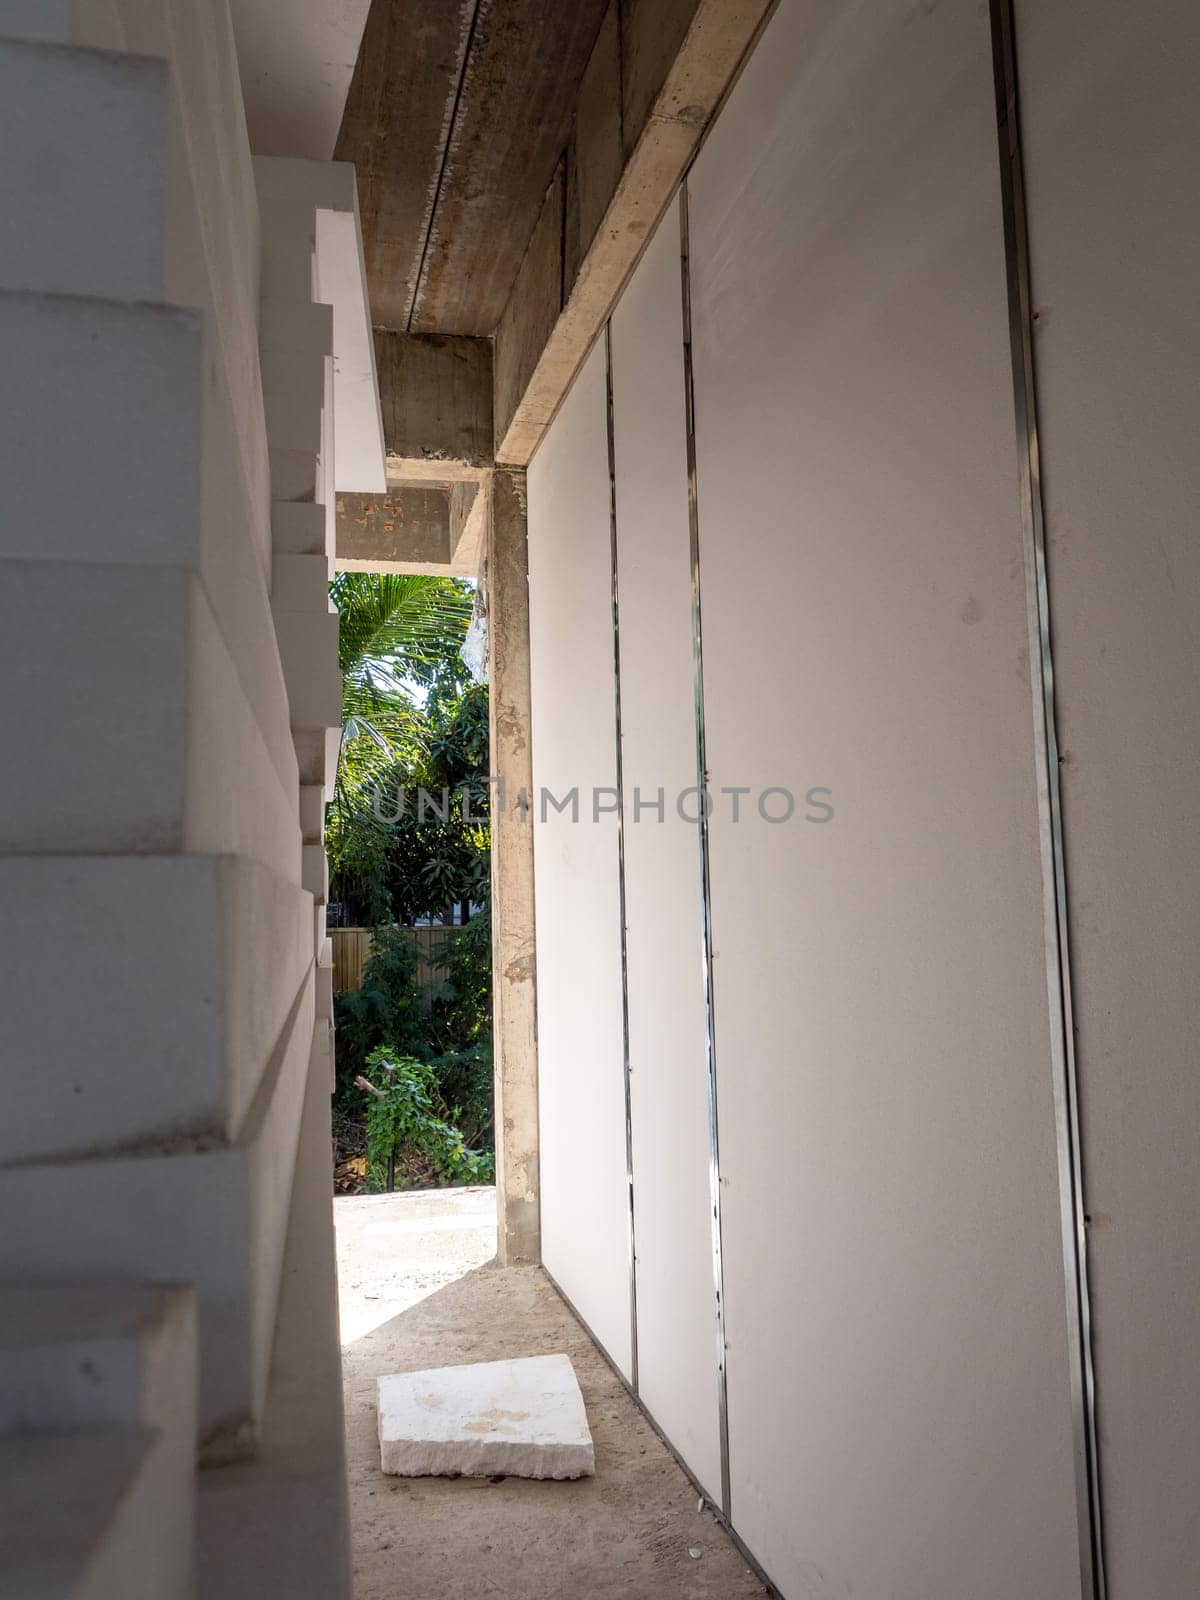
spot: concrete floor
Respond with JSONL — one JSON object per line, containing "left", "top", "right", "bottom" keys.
{"left": 336, "top": 1188, "right": 768, "bottom": 1600}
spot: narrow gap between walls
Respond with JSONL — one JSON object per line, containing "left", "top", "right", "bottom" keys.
{"left": 987, "top": 2, "right": 1107, "bottom": 1594}
{"left": 678, "top": 178, "right": 732, "bottom": 1523}
{"left": 605, "top": 317, "right": 639, "bottom": 1393}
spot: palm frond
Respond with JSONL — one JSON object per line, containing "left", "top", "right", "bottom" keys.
{"left": 326, "top": 572, "right": 474, "bottom": 887}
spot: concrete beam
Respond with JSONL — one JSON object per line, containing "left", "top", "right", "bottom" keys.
{"left": 336, "top": 481, "right": 485, "bottom": 576}
{"left": 494, "top": 0, "right": 774, "bottom": 464}
{"left": 565, "top": 1, "right": 623, "bottom": 291}
{"left": 334, "top": 0, "right": 472, "bottom": 331}
{"left": 493, "top": 163, "right": 565, "bottom": 470}
{"left": 489, "top": 469, "right": 540, "bottom": 1264}
{"left": 374, "top": 329, "right": 493, "bottom": 477}
{"left": 449, "top": 479, "right": 489, "bottom": 573}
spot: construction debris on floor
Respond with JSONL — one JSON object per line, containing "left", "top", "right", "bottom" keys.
{"left": 377, "top": 1352, "right": 594, "bottom": 1479}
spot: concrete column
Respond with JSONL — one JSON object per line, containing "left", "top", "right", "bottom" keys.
{"left": 488, "top": 469, "right": 541, "bottom": 1264}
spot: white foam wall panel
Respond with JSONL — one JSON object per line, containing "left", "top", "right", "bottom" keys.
{"left": 1015, "top": 1, "right": 1200, "bottom": 1588}
{"left": 527, "top": 341, "right": 632, "bottom": 1379}
{"left": 610, "top": 196, "right": 722, "bottom": 1500}
{"left": 687, "top": 2, "right": 1080, "bottom": 1592}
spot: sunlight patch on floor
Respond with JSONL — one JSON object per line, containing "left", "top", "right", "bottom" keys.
{"left": 334, "top": 1187, "right": 497, "bottom": 1346}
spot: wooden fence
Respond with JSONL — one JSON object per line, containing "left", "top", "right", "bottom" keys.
{"left": 330, "top": 925, "right": 465, "bottom": 994}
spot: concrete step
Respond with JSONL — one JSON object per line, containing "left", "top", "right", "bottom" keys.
{"left": 0, "top": 977, "right": 315, "bottom": 1461}
{"left": 0, "top": 1428, "right": 188, "bottom": 1600}
{"left": 0, "top": 1283, "right": 196, "bottom": 1600}
{"left": 0, "top": 37, "right": 168, "bottom": 303}
{"left": 0, "top": 854, "right": 313, "bottom": 1165}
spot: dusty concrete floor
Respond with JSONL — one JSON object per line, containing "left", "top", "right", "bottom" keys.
{"left": 336, "top": 1188, "right": 768, "bottom": 1600}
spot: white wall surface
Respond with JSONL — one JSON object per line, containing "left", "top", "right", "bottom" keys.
{"left": 610, "top": 197, "right": 723, "bottom": 1502}
{"left": 528, "top": 341, "right": 633, "bottom": 1379}
{"left": 1015, "top": 2, "right": 1200, "bottom": 1592}
{"left": 685, "top": 1, "right": 1080, "bottom": 1593}
{"left": 231, "top": 0, "right": 371, "bottom": 161}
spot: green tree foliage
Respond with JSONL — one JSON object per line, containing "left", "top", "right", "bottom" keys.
{"left": 325, "top": 572, "right": 493, "bottom": 1188}
{"left": 360, "top": 1048, "right": 493, "bottom": 1192}
{"left": 335, "top": 923, "right": 493, "bottom": 1141}
{"left": 327, "top": 571, "right": 488, "bottom": 929}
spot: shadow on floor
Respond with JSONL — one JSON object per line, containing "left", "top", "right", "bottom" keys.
{"left": 341, "top": 1255, "right": 767, "bottom": 1600}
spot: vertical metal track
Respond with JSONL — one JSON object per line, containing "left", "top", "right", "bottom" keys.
{"left": 605, "top": 320, "right": 639, "bottom": 1393}
{"left": 988, "top": 4, "right": 1106, "bottom": 1594}
{"left": 679, "top": 180, "right": 732, "bottom": 1520}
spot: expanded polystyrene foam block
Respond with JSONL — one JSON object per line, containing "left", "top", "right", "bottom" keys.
{"left": 299, "top": 783, "right": 326, "bottom": 844}
{"left": 0, "top": 560, "right": 300, "bottom": 878}
{"left": 0, "top": 38, "right": 168, "bottom": 302}
{"left": 0, "top": 1430, "right": 186, "bottom": 1600}
{"left": 186, "top": 576, "right": 303, "bottom": 884}
{"left": 0, "top": 0, "right": 74, "bottom": 41}
{"left": 192, "top": 342, "right": 299, "bottom": 806}
{"left": 0, "top": 1283, "right": 196, "bottom": 1599}
{"left": 0, "top": 974, "right": 314, "bottom": 1458}
{"left": 377, "top": 1355, "right": 595, "bottom": 1479}
{"left": 262, "top": 381, "right": 327, "bottom": 459}
{"left": 0, "top": 559, "right": 189, "bottom": 851}
{"left": 273, "top": 553, "right": 334, "bottom": 616}
{"left": 0, "top": 1283, "right": 195, "bottom": 1437}
{"left": 254, "top": 155, "right": 357, "bottom": 304}
{"left": 272, "top": 500, "right": 328, "bottom": 557}
{"left": 315, "top": 960, "right": 334, "bottom": 1023}
{"left": 0, "top": 854, "right": 313, "bottom": 1164}
{"left": 0, "top": 297, "right": 295, "bottom": 829}
{"left": 312, "top": 1016, "right": 336, "bottom": 1095}
{"left": 302, "top": 843, "right": 329, "bottom": 905}
{"left": 269, "top": 445, "right": 324, "bottom": 504}
{"left": 260, "top": 312, "right": 333, "bottom": 499}
{"left": 194, "top": 1016, "right": 351, "bottom": 1600}
{"left": 0, "top": 291, "right": 201, "bottom": 566}
{"left": 275, "top": 608, "right": 344, "bottom": 732}
{"left": 294, "top": 725, "right": 342, "bottom": 801}
{"left": 260, "top": 301, "right": 333, "bottom": 459}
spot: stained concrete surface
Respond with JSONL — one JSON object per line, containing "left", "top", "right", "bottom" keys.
{"left": 336, "top": 1187, "right": 768, "bottom": 1600}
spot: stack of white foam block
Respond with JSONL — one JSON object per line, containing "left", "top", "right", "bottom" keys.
{"left": 0, "top": 0, "right": 315, "bottom": 1510}
{"left": 257, "top": 154, "right": 377, "bottom": 1089}
{"left": 0, "top": 1284, "right": 197, "bottom": 1600}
